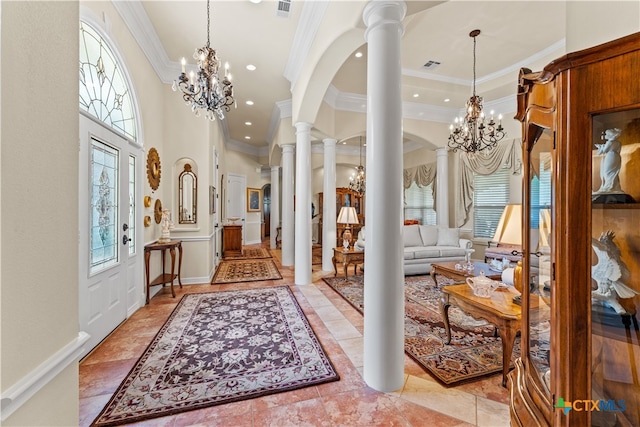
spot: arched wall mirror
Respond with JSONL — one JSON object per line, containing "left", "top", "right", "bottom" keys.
{"left": 179, "top": 163, "right": 197, "bottom": 224}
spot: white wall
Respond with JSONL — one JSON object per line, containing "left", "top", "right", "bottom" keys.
{"left": 1, "top": 2, "right": 80, "bottom": 425}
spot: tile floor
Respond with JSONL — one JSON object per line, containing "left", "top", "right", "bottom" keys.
{"left": 79, "top": 244, "right": 511, "bottom": 426}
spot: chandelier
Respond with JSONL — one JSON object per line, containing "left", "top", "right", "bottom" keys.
{"left": 349, "top": 136, "right": 366, "bottom": 195}
{"left": 448, "top": 29, "right": 505, "bottom": 154}
{"left": 172, "top": 0, "right": 234, "bottom": 121}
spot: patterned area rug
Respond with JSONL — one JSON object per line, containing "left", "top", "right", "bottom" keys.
{"left": 212, "top": 259, "right": 282, "bottom": 284}
{"left": 323, "top": 275, "right": 521, "bottom": 385}
{"left": 224, "top": 247, "right": 272, "bottom": 260}
{"left": 91, "top": 287, "right": 339, "bottom": 426}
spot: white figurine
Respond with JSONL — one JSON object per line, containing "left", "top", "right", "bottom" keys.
{"left": 595, "top": 128, "right": 623, "bottom": 194}
{"left": 158, "top": 209, "right": 175, "bottom": 243}
{"left": 591, "top": 230, "right": 638, "bottom": 314}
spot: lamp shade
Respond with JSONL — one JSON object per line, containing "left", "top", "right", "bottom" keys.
{"left": 337, "top": 206, "right": 359, "bottom": 225}
{"left": 492, "top": 204, "right": 522, "bottom": 245}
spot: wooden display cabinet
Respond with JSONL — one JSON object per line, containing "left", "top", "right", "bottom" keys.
{"left": 509, "top": 32, "right": 640, "bottom": 426}
{"left": 318, "top": 187, "right": 364, "bottom": 247}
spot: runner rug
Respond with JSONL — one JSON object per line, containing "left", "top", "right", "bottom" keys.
{"left": 91, "top": 287, "right": 339, "bottom": 427}
{"left": 212, "top": 259, "right": 282, "bottom": 284}
{"left": 223, "top": 247, "right": 272, "bottom": 260}
{"left": 323, "top": 275, "right": 525, "bottom": 386}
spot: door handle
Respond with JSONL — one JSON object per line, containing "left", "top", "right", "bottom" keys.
{"left": 123, "top": 223, "right": 129, "bottom": 231}
{"left": 122, "top": 235, "right": 131, "bottom": 245}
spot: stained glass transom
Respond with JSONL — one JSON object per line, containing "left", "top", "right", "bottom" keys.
{"left": 91, "top": 140, "right": 119, "bottom": 274}
{"left": 80, "top": 22, "right": 137, "bottom": 141}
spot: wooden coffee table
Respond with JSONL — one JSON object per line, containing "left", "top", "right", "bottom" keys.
{"left": 440, "top": 284, "right": 521, "bottom": 387}
{"left": 332, "top": 247, "right": 364, "bottom": 278}
{"left": 431, "top": 261, "right": 502, "bottom": 287}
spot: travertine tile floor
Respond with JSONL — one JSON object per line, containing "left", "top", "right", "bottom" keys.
{"left": 79, "top": 243, "right": 510, "bottom": 426}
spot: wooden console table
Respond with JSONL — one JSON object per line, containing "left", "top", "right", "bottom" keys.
{"left": 223, "top": 224, "right": 242, "bottom": 258}
{"left": 144, "top": 240, "right": 183, "bottom": 304}
{"left": 332, "top": 247, "right": 364, "bottom": 278}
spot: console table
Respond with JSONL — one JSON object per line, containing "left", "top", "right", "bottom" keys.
{"left": 144, "top": 240, "right": 183, "bottom": 304}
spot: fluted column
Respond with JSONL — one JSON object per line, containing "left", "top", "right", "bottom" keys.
{"left": 281, "top": 144, "right": 295, "bottom": 266}
{"left": 322, "top": 138, "right": 337, "bottom": 271}
{"left": 270, "top": 165, "right": 281, "bottom": 249}
{"left": 294, "top": 122, "right": 313, "bottom": 285}
{"left": 362, "top": 0, "right": 406, "bottom": 392}
{"left": 436, "top": 148, "right": 449, "bottom": 227}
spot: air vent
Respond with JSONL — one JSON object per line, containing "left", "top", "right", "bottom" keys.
{"left": 276, "top": 0, "right": 291, "bottom": 17}
{"left": 423, "top": 60, "right": 441, "bottom": 70}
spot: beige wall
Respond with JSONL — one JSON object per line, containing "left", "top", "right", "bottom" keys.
{"left": 1, "top": 2, "right": 80, "bottom": 425}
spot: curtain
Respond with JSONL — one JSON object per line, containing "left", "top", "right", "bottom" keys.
{"left": 456, "top": 138, "right": 523, "bottom": 227}
{"left": 403, "top": 162, "right": 437, "bottom": 205}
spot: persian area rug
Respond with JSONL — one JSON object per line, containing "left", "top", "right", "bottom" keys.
{"left": 224, "top": 247, "right": 272, "bottom": 260}
{"left": 212, "top": 259, "right": 282, "bottom": 284}
{"left": 91, "top": 287, "right": 339, "bottom": 427}
{"left": 323, "top": 275, "right": 521, "bottom": 386}
{"left": 312, "top": 244, "right": 322, "bottom": 265}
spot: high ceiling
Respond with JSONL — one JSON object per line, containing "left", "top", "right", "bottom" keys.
{"left": 132, "top": 1, "right": 567, "bottom": 149}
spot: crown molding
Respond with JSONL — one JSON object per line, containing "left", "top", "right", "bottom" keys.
{"left": 112, "top": 1, "right": 176, "bottom": 84}
{"left": 283, "top": 1, "right": 329, "bottom": 90}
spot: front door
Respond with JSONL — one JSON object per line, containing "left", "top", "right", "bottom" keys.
{"left": 79, "top": 115, "right": 142, "bottom": 357}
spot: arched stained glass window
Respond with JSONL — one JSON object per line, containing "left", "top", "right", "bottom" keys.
{"left": 79, "top": 22, "right": 137, "bottom": 141}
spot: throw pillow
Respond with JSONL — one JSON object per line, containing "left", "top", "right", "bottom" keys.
{"left": 403, "top": 224, "right": 423, "bottom": 247}
{"left": 419, "top": 225, "right": 438, "bottom": 246}
{"left": 437, "top": 228, "right": 460, "bottom": 247}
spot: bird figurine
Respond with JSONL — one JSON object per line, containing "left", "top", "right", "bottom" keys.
{"left": 591, "top": 231, "right": 638, "bottom": 314}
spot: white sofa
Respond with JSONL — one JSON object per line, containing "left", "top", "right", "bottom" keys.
{"left": 355, "top": 224, "right": 472, "bottom": 275}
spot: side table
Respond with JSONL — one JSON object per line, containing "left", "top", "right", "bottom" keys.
{"left": 332, "top": 247, "right": 364, "bottom": 278}
{"left": 144, "top": 240, "right": 183, "bottom": 304}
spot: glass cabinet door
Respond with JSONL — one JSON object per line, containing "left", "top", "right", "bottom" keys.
{"left": 591, "top": 110, "right": 640, "bottom": 426}
{"left": 527, "top": 127, "right": 553, "bottom": 395}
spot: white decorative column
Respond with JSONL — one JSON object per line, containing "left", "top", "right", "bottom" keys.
{"left": 362, "top": 0, "right": 406, "bottom": 392}
{"left": 281, "top": 144, "right": 295, "bottom": 266}
{"left": 294, "top": 122, "right": 313, "bottom": 285}
{"left": 270, "top": 165, "right": 281, "bottom": 249}
{"left": 436, "top": 147, "right": 450, "bottom": 227}
{"left": 322, "top": 138, "right": 337, "bottom": 271}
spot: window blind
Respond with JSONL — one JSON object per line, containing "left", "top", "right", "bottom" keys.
{"left": 404, "top": 182, "right": 436, "bottom": 225}
{"left": 473, "top": 168, "right": 510, "bottom": 238}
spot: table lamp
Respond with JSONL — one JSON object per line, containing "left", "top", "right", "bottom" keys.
{"left": 337, "top": 206, "right": 359, "bottom": 250}
{"left": 492, "top": 204, "right": 522, "bottom": 246}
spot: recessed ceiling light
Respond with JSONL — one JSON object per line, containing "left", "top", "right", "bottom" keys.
{"left": 342, "top": 141, "right": 347, "bottom": 145}
{"left": 245, "top": 136, "right": 251, "bottom": 140}
{"left": 444, "top": 98, "right": 450, "bottom": 102}
{"left": 413, "top": 93, "right": 419, "bottom": 98}
{"left": 245, "top": 121, "right": 252, "bottom": 126}
{"left": 246, "top": 64, "right": 256, "bottom": 71}
{"left": 246, "top": 100, "right": 254, "bottom": 106}
{"left": 249, "top": 0, "right": 262, "bottom": 4}
{"left": 355, "top": 51, "right": 363, "bottom": 58}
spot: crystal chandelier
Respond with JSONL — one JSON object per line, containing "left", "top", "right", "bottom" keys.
{"left": 349, "top": 136, "right": 366, "bottom": 195}
{"left": 172, "top": 0, "right": 234, "bottom": 121}
{"left": 448, "top": 30, "right": 505, "bottom": 154}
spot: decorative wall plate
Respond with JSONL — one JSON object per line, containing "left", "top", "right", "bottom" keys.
{"left": 144, "top": 216, "right": 151, "bottom": 227}
{"left": 144, "top": 195, "right": 152, "bottom": 208}
{"left": 154, "top": 199, "right": 163, "bottom": 224}
{"left": 146, "top": 147, "right": 161, "bottom": 190}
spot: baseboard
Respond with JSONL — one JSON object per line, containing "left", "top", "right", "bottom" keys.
{"left": 0, "top": 331, "right": 90, "bottom": 421}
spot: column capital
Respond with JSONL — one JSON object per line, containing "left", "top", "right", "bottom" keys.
{"left": 271, "top": 165, "right": 280, "bottom": 172}
{"left": 436, "top": 147, "right": 449, "bottom": 157}
{"left": 363, "top": 1, "right": 406, "bottom": 36}
{"left": 322, "top": 138, "right": 337, "bottom": 147}
{"left": 282, "top": 144, "right": 295, "bottom": 154}
{"left": 294, "top": 122, "right": 313, "bottom": 133}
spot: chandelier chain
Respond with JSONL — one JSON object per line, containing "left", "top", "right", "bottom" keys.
{"left": 207, "top": 0, "right": 210, "bottom": 48}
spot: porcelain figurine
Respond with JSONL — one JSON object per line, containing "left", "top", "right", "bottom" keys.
{"left": 591, "top": 230, "right": 638, "bottom": 314}
{"left": 594, "top": 128, "right": 623, "bottom": 194}
{"left": 158, "top": 209, "right": 175, "bottom": 243}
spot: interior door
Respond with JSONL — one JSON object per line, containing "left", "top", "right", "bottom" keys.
{"left": 79, "top": 115, "right": 142, "bottom": 357}
{"left": 226, "top": 173, "right": 246, "bottom": 243}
